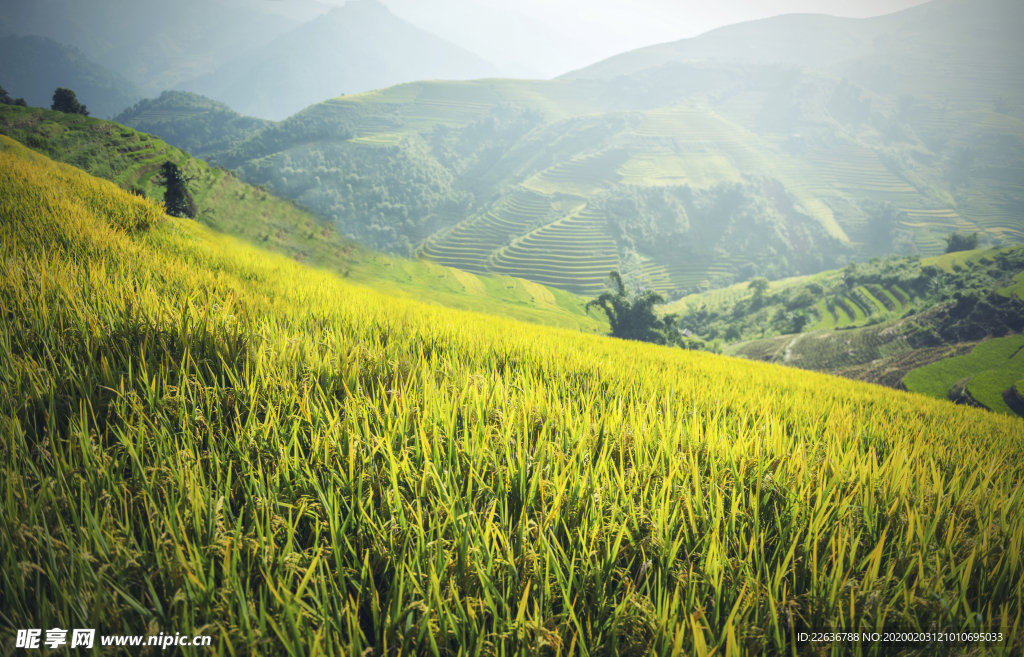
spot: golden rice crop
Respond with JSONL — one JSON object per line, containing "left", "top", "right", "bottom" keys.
{"left": 1, "top": 135, "right": 1022, "bottom": 655}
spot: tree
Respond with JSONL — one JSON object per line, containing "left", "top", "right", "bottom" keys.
{"left": 156, "top": 161, "right": 197, "bottom": 218}
{"left": 944, "top": 231, "right": 979, "bottom": 253}
{"left": 51, "top": 88, "right": 88, "bottom": 116}
{"left": 748, "top": 277, "right": 770, "bottom": 308}
{"left": 586, "top": 271, "right": 677, "bottom": 345}
{"left": 0, "top": 85, "right": 27, "bottom": 106}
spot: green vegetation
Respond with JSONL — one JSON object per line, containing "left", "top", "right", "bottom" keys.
{"left": 682, "top": 248, "right": 1024, "bottom": 346}
{"left": 3, "top": 131, "right": 1023, "bottom": 655}
{"left": 903, "top": 335, "right": 1024, "bottom": 401}
{"left": 114, "top": 91, "right": 271, "bottom": 161}
{"left": 0, "top": 105, "right": 605, "bottom": 333}
{"left": 945, "top": 231, "right": 981, "bottom": 253}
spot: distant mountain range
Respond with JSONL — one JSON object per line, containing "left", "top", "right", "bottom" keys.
{"left": 0, "top": 35, "right": 142, "bottom": 119}
{"left": 0, "top": 0, "right": 305, "bottom": 94}
{"left": 178, "top": 0, "right": 500, "bottom": 121}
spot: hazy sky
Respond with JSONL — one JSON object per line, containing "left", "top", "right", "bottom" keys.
{"left": 484, "top": 0, "right": 931, "bottom": 51}
{"left": 260, "top": 0, "right": 937, "bottom": 78}
{"left": 369, "top": 0, "right": 933, "bottom": 77}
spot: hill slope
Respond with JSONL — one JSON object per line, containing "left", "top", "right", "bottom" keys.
{"left": 0, "top": 104, "right": 603, "bottom": 332}
{"left": 2, "top": 132, "right": 1021, "bottom": 653}
{"left": 702, "top": 247, "right": 1024, "bottom": 413}
{"left": 178, "top": 0, "right": 500, "bottom": 121}
{"left": 0, "top": 35, "right": 143, "bottom": 119}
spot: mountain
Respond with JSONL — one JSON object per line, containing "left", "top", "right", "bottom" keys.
{"left": 563, "top": 0, "right": 1023, "bottom": 114}
{"left": 114, "top": 91, "right": 273, "bottom": 161}
{"left": 0, "top": 35, "right": 143, "bottom": 118}
{"left": 177, "top": 0, "right": 501, "bottom": 121}
{"left": 0, "top": 0, "right": 308, "bottom": 94}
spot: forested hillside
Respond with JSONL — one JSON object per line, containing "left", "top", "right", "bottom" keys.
{"left": 664, "top": 246, "right": 1024, "bottom": 416}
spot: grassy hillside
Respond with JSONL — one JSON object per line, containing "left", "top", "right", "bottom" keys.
{"left": 0, "top": 105, "right": 604, "bottom": 333}
{"left": 670, "top": 247, "right": 1024, "bottom": 411}
{"left": 903, "top": 335, "right": 1024, "bottom": 414}
{"left": 3, "top": 128, "right": 1022, "bottom": 654}
{"left": 121, "top": 0, "right": 1024, "bottom": 298}
{"left": 0, "top": 35, "right": 143, "bottom": 119}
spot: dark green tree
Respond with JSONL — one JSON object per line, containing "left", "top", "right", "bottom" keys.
{"left": 586, "top": 271, "right": 677, "bottom": 345}
{"left": 0, "top": 85, "right": 27, "bottom": 106}
{"left": 944, "top": 231, "right": 979, "bottom": 253}
{"left": 156, "top": 161, "right": 197, "bottom": 218}
{"left": 51, "top": 88, "right": 89, "bottom": 116}
{"left": 748, "top": 277, "right": 770, "bottom": 308}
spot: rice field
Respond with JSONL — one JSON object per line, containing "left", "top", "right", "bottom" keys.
{"left": 806, "top": 144, "right": 921, "bottom": 205}
{"left": 2, "top": 133, "right": 1023, "bottom": 656}
{"left": 522, "top": 150, "right": 628, "bottom": 197}
{"left": 420, "top": 192, "right": 554, "bottom": 274}
{"left": 617, "top": 153, "right": 742, "bottom": 189}
{"left": 487, "top": 207, "right": 620, "bottom": 294}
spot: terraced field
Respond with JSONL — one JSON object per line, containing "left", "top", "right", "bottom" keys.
{"left": 487, "top": 207, "right": 620, "bottom": 294}
{"left": 940, "top": 111, "right": 1024, "bottom": 242}
{"left": 807, "top": 143, "right": 921, "bottom": 205}
{"left": 732, "top": 321, "right": 917, "bottom": 371}
{"left": 522, "top": 149, "right": 628, "bottom": 197}
{"left": 924, "top": 247, "right": 1001, "bottom": 273}
{"left": 806, "top": 283, "right": 913, "bottom": 331}
{"left": 420, "top": 191, "right": 553, "bottom": 273}
{"left": 899, "top": 208, "right": 979, "bottom": 256}
{"left": 660, "top": 256, "right": 742, "bottom": 293}
{"left": 617, "top": 152, "right": 742, "bottom": 188}
{"left": 1001, "top": 270, "right": 1024, "bottom": 300}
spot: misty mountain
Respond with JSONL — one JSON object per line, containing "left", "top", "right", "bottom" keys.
{"left": 0, "top": 0, "right": 310, "bottom": 94}
{"left": 114, "top": 91, "right": 272, "bottom": 160}
{"left": 177, "top": 0, "right": 500, "bottom": 121}
{"left": 564, "top": 0, "right": 1023, "bottom": 113}
{"left": 0, "top": 35, "right": 143, "bottom": 118}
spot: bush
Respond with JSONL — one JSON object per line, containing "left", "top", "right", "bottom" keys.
{"left": 945, "top": 231, "right": 979, "bottom": 253}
